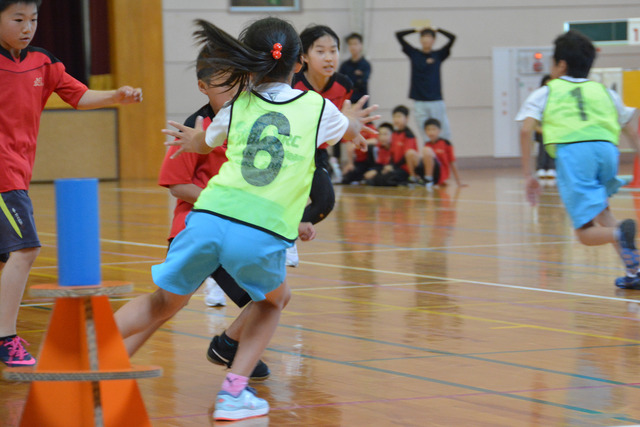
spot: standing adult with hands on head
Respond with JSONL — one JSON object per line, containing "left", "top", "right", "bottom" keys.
{"left": 395, "top": 23, "right": 456, "bottom": 144}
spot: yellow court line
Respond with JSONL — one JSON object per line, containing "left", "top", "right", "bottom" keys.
{"left": 283, "top": 306, "right": 398, "bottom": 318}
{"left": 101, "top": 265, "right": 151, "bottom": 275}
{"left": 491, "top": 325, "right": 530, "bottom": 330}
{"left": 293, "top": 291, "right": 640, "bottom": 344}
{"left": 28, "top": 272, "right": 59, "bottom": 279}
{"left": 13, "top": 329, "right": 47, "bottom": 333}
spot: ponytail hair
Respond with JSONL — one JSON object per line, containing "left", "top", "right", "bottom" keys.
{"left": 193, "top": 18, "right": 301, "bottom": 101}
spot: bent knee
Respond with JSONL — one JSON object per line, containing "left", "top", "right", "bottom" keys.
{"left": 11, "top": 247, "right": 40, "bottom": 265}
{"left": 405, "top": 149, "right": 419, "bottom": 159}
{"left": 264, "top": 282, "right": 291, "bottom": 310}
{"left": 151, "top": 289, "right": 191, "bottom": 320}
{"left": 422, "top": 146, "right": 435, "bottom": 157}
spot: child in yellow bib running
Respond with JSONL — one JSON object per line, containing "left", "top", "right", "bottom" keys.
{"left": 517, "top": 30, "right": 640, "bottom": 289}
{"left": 114, "top": 17, "right": 378, "bottom": 421}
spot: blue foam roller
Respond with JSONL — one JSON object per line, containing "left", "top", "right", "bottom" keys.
{"left": 54, "top": 178, "right": 101, "bottom": 286}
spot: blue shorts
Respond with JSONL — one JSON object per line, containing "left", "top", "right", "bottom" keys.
{"left": 0, "top": 190, "right": 41, "bottom": 257}
{"left": 152, "top": 212, "right": 291, "bottom": 301}
{"left": 555, "top": 141, "right": 624, "bottom": 229}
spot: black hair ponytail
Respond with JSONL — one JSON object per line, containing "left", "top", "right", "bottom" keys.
{"left": 193, "top": 18, "right": 301, "bottom": 101}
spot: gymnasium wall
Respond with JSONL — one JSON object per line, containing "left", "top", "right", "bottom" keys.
{"left": 162, "top": 0, "right": 640, "bottom": 163}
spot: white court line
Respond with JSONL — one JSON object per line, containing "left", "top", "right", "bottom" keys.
{"left": 37, "top": 233, "right": 574, "bottom": 254}
{"left": 347, "top": 191, "right": 640, "bottom": 211}
{"left": 35, "top": 233, "right": 633, "bottom": 303}
{"left": 38, "top": 232, "right": 167, "bottom": 249}
{"left": 31, "top": 259, "right": 162, "bottom": 269}
{"left": 300, "top": 260, "right": 640, "bottom": 304}
{"left": 21, "top": 297, "right": 135, "bottom": 308}
{"left": 306, "top": 240, "right": 573, "bottom": 256}
{"left": 293, "top": 281, "right": 443, "bottom": 292}
{"left": 345, "top": 192, "right": 539, "bottom": 207}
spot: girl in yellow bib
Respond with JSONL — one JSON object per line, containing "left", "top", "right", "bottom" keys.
{"left": 517, "top": 31, "right": 640, "bottom": 289}
{"left": 114, "top": 18, "right": 378, "bottom": 421}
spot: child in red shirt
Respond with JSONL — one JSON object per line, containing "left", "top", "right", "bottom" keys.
{"left": 363, "top": 122, "right": 400, "bottom": 186}
{"left": 374, "top": 122, "right": 394, "bottom": 168}
{"left": 158, "top": 52, "right": 236, "bottom": 307}
{"left": 342, "top": 123, "right": 377, "bottom": 184}
{"left": 422, "top": 118, "right": 465, "bottom": 187}
{"left": 389, "top": 105, "right": 421, "bottom": 183}
{"left": 0, "top": 0, "right": 142, "bottom": 367}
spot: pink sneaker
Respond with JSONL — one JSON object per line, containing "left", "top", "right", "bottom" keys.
{"left": 0, "top": 336, "right": 36, "bottom": 367}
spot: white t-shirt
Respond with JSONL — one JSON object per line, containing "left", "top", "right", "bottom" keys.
{"left": 515, "top": 75, "right": 635, "bottom": 125}
{"left": 205, "top": 82, "right": 349, "bottom": 148}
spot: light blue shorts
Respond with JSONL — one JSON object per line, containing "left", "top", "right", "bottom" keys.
{"left": 152, "top": 212, "right": 291, "bottom": 301}
{"left": 555, "top": 141, "right": 625, "bottom": 229}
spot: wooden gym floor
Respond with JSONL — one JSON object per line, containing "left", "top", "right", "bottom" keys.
{"left": 3, "top": 167, "right": 640, "bottom": 426}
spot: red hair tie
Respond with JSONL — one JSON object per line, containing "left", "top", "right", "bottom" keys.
{"left": 271, "top": 43, "right": 283, "bottom": 60}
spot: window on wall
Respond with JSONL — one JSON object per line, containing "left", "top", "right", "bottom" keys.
{"left": 32, "top": 0, "right": 111, "bottom": 88}
{"left": 564, "top": 20, "right": 628, "bottom": 45}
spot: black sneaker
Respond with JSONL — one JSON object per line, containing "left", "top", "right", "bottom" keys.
{"left": 615, "top": 274, "right": 640, "bottom": 289}
{"left": 206, "top": 334, "right": 270, "bottom": 381}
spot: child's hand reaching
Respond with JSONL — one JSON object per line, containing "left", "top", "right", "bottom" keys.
{"left": 114, "top": 86, "right": 143, "bottom": 104}
{"left": 341, "top": 95, "right": 380, "bottom": 150}
{"left": 525, "top": 176, "right": 541, "bottom": 206}
{"left": 163, "top": 116, "right": 210, "bottom": 159}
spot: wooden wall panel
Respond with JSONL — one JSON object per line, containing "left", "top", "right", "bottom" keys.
{"left": 109, "top": 0, "right": 166, "bottom": 179}
{"left": 33, "top": 109, "right": 118, "bottom": 181}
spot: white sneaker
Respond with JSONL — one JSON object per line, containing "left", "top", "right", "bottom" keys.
{"left": 425, "top": 178, "right": 434, "bottom": 191}
{"left": 329, "top": 157, "right": 342, "bottom": 183}
{"left": 285, "top": 244, "right": 299, "bottom": 268}
{"left": 214, "top": 387, "right": 269, "bottom": 421}
{"left": 536, "top": 169, "right": 546, "bottom": 179}
{"left": 204, "top": 277, "right": 226, "bottom": 307}
{"left": 545, "top": 169, "right": 557, "bottom": 178}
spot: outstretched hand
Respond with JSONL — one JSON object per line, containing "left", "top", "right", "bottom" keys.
{"left": 525, "top": 176, "right": 541, "bottom": 206}
{"left": 342, "top": 95, "right": 380, "bottom": 152}
{"left": 162, "top": 116, "right": 207, "bottom": 159}
{"left": 114, "top": 86, "right": 143, "bottom": 104}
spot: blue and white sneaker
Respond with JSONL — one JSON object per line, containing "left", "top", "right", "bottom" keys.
{"left": 213, "top": 387, "right": 269, "bottom": 421}
{"left": 617, "top": 219, "right": 639, "bottom": 272}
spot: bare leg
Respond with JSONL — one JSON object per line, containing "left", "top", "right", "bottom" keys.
{"left": 228, "top": 281, "right": 291, "bottom": 377}
{"left": 0, "top": 248, "right": 39, "bottom": 337}
{"left": 363, "top": 169, "right": 377, "bottom": 180}
{"left": 225, "top": 279, "right": 291, "bottom": 341}
{"left": 404, "top": 149, "right": 419, "bottom": 178}
{"left": 422, "top": 146, "right": 436, "bottom": 178}
{"left": 575, "top": 208, "right": 618, "bottom": 247}
{"left": 224, "top": 302, "right": 253, "bottom": 342}
{"left": 114, "top": 287, "right": 191, "bottom": 356}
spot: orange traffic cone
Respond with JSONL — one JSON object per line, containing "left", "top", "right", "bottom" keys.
{"left": 3, "top": 282, "right": 162, "bottom": 427}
